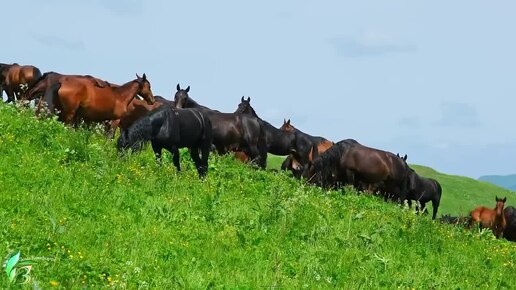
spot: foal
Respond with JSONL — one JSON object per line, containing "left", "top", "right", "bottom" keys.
{"left": 470, "top": 196, "right": 507, "bottom": 239}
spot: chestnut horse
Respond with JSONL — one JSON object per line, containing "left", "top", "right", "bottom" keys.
{"left": 279, "top": 119, "right": 334, "bottom": 177}
{"left": 0, "top": 63, "right": 42, "bottom": 103}
{"left": 470, "top": 196, "right": 507, "bottom": 239}
{"left": 45, "top": 73, "right": 155, "bottom": 125}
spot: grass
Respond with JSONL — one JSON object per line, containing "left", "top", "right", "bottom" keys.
{"left": 1, "top": 103, "right": 516, "bottom": 289}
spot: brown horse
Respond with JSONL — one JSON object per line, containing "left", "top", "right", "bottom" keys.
{"left": 470, "top": 196, "right": 507, "bottom": 239}
{"left": 0, "top": 63, "right": 42, "bottom": 103}
{"left": 22, "top": 71, "right": 112, "bottom": 102}
{"left": 279, "top": 119, "right": 334, "bottom": 177}
{"left": 302, "top": 139, "right": 409, "bottom": 203}
{"left": 46, "top": 73, "right": 155, "bottom": 125}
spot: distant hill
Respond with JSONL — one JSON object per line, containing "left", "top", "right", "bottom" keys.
{"left": 478, "top": 174, "right": 516, "bottom": 191}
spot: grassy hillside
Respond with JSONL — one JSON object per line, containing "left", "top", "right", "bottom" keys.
{"left": 1, "top": 104, "right": 516, "bottom": 289}
{"left": 479, "top": 174, "right": 516, "bottom": 191}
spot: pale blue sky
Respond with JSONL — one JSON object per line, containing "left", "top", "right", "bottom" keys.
{"left": 2, "top": 1, "right": 515, "bottom": 178}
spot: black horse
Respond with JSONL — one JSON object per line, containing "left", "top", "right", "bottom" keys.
{"left": 406, "top": 167, "right": 442, "bottom": 219}
{"left": 503, "top": 206, "right": 516, "bottom": 241}
{"left": 235, "top": 97, "right": 296, "bottom": 156}
{"left": 174, "top": 84, "right": 267, "bottom": 169}
{"left": 116, "top": 105, "right": 213, "bottom": 178}
{"left": 302, "top": 139, "right": 409, "bottom": 203}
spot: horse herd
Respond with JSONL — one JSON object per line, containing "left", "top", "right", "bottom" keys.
{"left": 1, "top": 62, "right": 515, "bottom": 241}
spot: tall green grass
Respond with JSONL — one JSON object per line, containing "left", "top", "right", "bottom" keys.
{"left": 0, "top": 104, "right": 515, "bottom": 289}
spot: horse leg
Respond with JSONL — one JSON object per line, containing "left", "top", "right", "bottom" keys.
{"left": 431, "top": 199, "right": 439, "bottom": 220}
{"left": 4, "top": 87, "right": 14, "bottom": 103}
{"left": 152, "top": 142, "right": 163, "bottom": 165}
{"left": 189, "top": 146, "right": 205, "bottom": 178}
{"left": 199, "top": 141, "right": 211, "bottom": 178}
{"left": 171, "top": 146, "right": 181, "bottom": 172}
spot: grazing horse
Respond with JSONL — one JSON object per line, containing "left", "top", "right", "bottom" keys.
{"left": 0, "top": 63, "right": 42, "bottom": 103}
{"left": 503, "top": 206, "right": 516, "bottom": 242}
{"left": 46, "top": 73, "right": 155, "bottom": 125}
{"left": 302, "top": 139, "right": 409, "bottom": 203}
{"left": 279, "top": 119, "right": 334, "bottom": 175}
{"left": 470, "top": 196, "right": 507, "bottom": 239}
{"left": 234, "top": 96, "right": 296, "bottom": 161}
{"left": 406, "top": 167, "right": 442, "bottom": 219}
{"left": 117, "top": 106, "right": 213, "bottom": 178}
{"left": 106, "top": 96, "right": 172, "bottom": 139}
{"left": 174, "top": 84, "right": 267, "bottom": 169}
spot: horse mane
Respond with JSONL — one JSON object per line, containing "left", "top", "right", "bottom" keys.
{"left": 118, "top": 106, "right": 170, "bottom": 151}
{"left": 311, "top": 140, "right": 346, "bottom": 183}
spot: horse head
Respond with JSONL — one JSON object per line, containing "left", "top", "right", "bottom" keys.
{"left": 135, "top": 73, "right": 155, "bottom": 105}
{"left": 280, "top": 119, "right": 295, "bottom": 132}
{"left": 495, "top": 196, "right": 507, "bottom": 216}
{"left": 235, "top": 96, "right": 255, "bottom": 115}
{"left": 174, "top": 83, "right": 191, "bottom": 108}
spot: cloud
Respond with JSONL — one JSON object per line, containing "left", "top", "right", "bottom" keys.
{"left": 436, "top": 102, "right": 480, "bottom": 128}
{"left": 329, "top": 30, "right": 417, "bottom": 57}
{"left": 33, "top": 35, "right": 85, "bottom": 51}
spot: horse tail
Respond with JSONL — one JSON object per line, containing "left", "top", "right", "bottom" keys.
{"left": 39, "top": 81, "right": 61, "bottom": 116}
{"left": 431, "top": 180, "right": 442, "bottom": 219}
{"left": 31, "top": 66, "right": 43, "bottom": 84}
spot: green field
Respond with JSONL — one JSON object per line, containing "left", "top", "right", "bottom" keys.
{"left": 1, "top": 104, "right": 516, "bottom": 289}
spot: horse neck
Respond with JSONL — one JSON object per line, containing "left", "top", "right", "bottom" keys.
{"left": 113, "top": 81, "right": 140, "bottom": 106}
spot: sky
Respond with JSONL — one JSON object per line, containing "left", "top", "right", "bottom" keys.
{"left": 1, "top": 0, "right": 515, "bottom": 178}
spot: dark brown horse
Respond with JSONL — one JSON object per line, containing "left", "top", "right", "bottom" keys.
{"left": 279, "top": 119, "right": 334, "bottom": 177}
{"left": 174, "top": 84, "right": 267, "bottom": 168}
{"left": 0, "top": 63, "right": 42, "bottom": 103}
{"left": 406, "top": 167, "right": 442, "bottom": 219}
{"left": 302, "top": 139, "right": 409, "bottom": 203}
{"left": 45, "top": 74, "right": 155, "bottom": 125}
{"left": 470, "top": 196, "right": 507, "bottom": 239}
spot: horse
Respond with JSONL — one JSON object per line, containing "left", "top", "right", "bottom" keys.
{"left": 174, "top": 84, "right": 267, "bottom": 169}
{"left": 116, "top": 105, "right": 213, "bottom": 178}
{"left": 406, "top": 167, "right": 442, "bottom": 219}
{"left": 302, "top": 139, "right": 409, "bottom": 203}
{"left": 440, "top": 215, "right": 470, "bottom": 227}
{"left": 279, "top": 119, "right": 334, "bottom": 176}
{"left": 234, "top": 96, "right": 296, "bottom": 161}
{"left": 105, "top": 96, "right": 173, "bottom": 139}
{"left": 503, "top": 206, "right": 516, "bottom": 242}
{"left": 470, "top": 196, "right": 507, "bottom": 239}
{"left": 45, "top": 73, "right": 155, "bottom": 125}
{"left": 0, "top": 63, "right": 42, "bottom": 103}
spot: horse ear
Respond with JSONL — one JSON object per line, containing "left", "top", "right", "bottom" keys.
{"left": 503, "top": 197, "right": 507, "bottom": 202}
{"left": 241, "top": 96, "right": 245, "bottom": 102}
{"left": 186, "top": 86, "right": 190, "bottom": 92}
{"left": 176, "top": 83, "right": 181, "bottom": 91}
{"left": 283, "top": 118, "right": 286, "bottom": 123}
{"left": 496, "top": 196, "right": 499, "bottom": 201}
{"left": 403, "top": 154, "right": 407, "bottom": 161}
{"left": 142, "top": 73, "right": 147, "bottom": 81}
{"left": 136, "top": 73, "right": 140, "bottom": 79}
{"left": 247, "top": 96, "right": 251, "bottom": 102}
{"left": 397, "top": 153, "right": 400, "bottom": 157}
{"left": 287, "top": 119, "right": 290, "bottom": 125}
